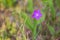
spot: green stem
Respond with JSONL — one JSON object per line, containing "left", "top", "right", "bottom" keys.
{"left": 32, "top": 22, "right": 37, "bottom": 40}
{"left": 32, "top": 19, "right": 38, "bottom": 40}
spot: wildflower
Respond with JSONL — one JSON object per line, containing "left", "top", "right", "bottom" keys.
{"left": 32, "top": 9, "right": 42, "bottom": 20}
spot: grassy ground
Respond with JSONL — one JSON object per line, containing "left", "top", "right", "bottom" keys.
{"left": 0, "top": 0, "right": 60, "bottom": 40}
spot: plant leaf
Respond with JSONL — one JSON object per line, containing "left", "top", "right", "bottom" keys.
{"left": 27, "top": 0, "right": 34, "bottom": 13}
{"left": 56, "top": 0, "right": 60, "bottom": 9}
{"left": 2, "top": 0, "right": 16, "bottom": 7}
{"left": 48, "top": 0, "right": 56, "bottom": 20}
{"left": 47, "top": 24, "right": 55, "bottom": 35}
{"left": 21, "top": 12, "right": 33, "bottom": 31}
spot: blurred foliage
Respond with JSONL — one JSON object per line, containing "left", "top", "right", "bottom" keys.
{"left": 0, "top": 0, "right": 60, "bottom": 40}
{"left": 2, "top": 0, "right": 17, "bottom": 8}
{"left": 56, "top": 0, "right": 60, "bottom": 9}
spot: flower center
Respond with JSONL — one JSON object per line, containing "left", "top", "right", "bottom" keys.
{"left": 36, "top": 13, "right": 39, "bottom": 16}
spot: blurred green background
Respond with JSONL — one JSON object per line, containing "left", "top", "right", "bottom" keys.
{"left": 0, "top": 0, "right": 60, "bottom": 40}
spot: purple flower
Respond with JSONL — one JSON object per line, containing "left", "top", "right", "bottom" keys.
{"left": 32, "top": 9, "right": 42, "bottom": 20}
